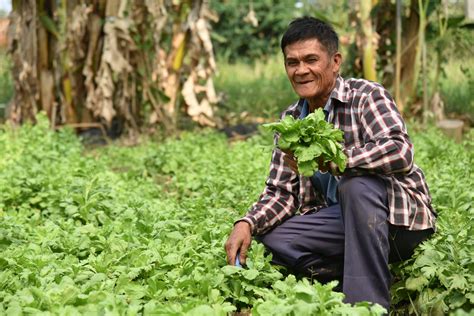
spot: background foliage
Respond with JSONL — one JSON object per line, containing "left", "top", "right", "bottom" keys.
{"left": 210, "top": 0, "right": 296, "bottom": 62}
{"left": 211, "top": 0, "right": 474, "bottom": 121}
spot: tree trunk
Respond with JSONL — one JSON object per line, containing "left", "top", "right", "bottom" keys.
{"left": 394, "top": 0, "right": 402, "bottom": 110}
{"left": 360, "top": 0, "right": 378, "bottom": 81}
{"left": 9, "top": 0, "right": 39, "bottom": 123}
{"left": 399, "top": 0, "right": 421, "bottom": 111}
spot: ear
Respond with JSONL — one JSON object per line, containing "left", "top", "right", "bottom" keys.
{"left": 332, "top": 52, "right": 342, "bottom": 73}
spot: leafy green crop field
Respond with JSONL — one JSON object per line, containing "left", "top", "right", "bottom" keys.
{"left": 0, "top": 116, "right": 472, "bottom": 315}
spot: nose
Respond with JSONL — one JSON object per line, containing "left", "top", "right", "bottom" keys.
{"left": 294, "top": 61, "right": 309, "bottom": 75}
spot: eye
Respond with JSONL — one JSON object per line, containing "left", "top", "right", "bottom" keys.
{"left": 286, "top": 60, "right": 298, "bottom": 67}
{"left": 306, "top": 58, "right": 318, "bottom": 64}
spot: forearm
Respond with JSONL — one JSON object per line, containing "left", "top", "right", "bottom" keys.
{"left": 239, "top": 148, "right": 299, "bottom": 235}
{"left": 241, "top": 185, "right": 298, "bottom": 235}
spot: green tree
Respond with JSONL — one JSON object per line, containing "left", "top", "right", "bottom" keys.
{"left": 211, "top": 0, "right": 297, "bottom": 62}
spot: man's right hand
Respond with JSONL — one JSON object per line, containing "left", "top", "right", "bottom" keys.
{"left": 225, "top": 221, "right": 252, "bottom": 266}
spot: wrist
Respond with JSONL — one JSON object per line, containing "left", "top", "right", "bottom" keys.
{"left": 235, "top": 220, "right": 252, "bottom": 233}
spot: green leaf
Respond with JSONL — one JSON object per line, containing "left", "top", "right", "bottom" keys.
{"left": 465, "top": 293, "right": 474, "bottom": 304}
{"left": 163, "top": 254, "right": 180, "bottom": 265}
{"left": 39, "top": 14, "right": 60, "bottom": 38}
{"left": 295, "top": 143, "right": 323, "bottom": 162}
{"left": 294, "top": 283, "right": 315, "bottom": 296}
{"left": 278, "top": 138, "right": 291, "bottom": 150}
{"left": 166, "top": 231, "right": 183, "bottom": 240}
{"left": 298, "top": 160, "right": 317, "bottom": 177}
{"left": 221, "top": 265, "right": 240, "bottom": 275}
{"left": 327, "top": 140, "right": 337, "bottom": 155}
{"left": 282, "top": 130, "right": 299, "bottom": 143}
{"left": 405, "top": 276, "right": 429, "bottom": 291}
{"left": 449, "top": 274, "right": 468, "bottom": 290}
{"left": 187, "top": 305, "right": 215, "bottom": 315}
{"left": 242, "top": 269, "right": 259, "bottom": 280}
{"left": 447, "top": 292, "right": 467, "bottom": 309}
{"left": 307, "top": 109, "right": 325, "bottom": 122}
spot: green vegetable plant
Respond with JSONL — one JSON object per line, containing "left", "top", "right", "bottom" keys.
{"left": 390, "top": 127, "right": 474, "bottom": 315}
{"left": 263, "top": 108, "right": 347, "bottom": 176}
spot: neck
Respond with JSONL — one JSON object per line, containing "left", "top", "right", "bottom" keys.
{"left": 307, "top": 76, "right": 337, "bottom": 112}
{"left": 308, "top": 97, "right": 328, "bottom": 112}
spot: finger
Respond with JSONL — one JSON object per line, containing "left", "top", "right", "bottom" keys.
{"left": 225, "top": 243, "right": 232, "bottom": 265}
{"left": 239, "top": 240, "right": 251, "bottom": 265}
{"left": 228, "top": 246, "right": 238, "bottom": 265}
{"left": 225, "top": 240, "right": 239, "bottom": 265}
{"left": 327, "top": 162, "right": 334, "bottom": 173}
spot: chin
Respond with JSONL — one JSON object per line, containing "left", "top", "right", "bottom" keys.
{"left": 294, "top": 86, "right": 317, "bottom": 98}
{"left": 297, "top": 91, "right": 317, "bottom": 99}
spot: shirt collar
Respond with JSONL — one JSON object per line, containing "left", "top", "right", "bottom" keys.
{"left": 329, "top": 75, "right": 349, "bottom": 104}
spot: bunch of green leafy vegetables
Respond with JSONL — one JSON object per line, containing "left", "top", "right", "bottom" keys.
{"left": 263, "top": 108, "right": 347, "bottom": 176}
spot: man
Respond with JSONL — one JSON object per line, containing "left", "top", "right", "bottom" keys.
{"left": 224, "top": 17, "right": 436, "bottom": 309}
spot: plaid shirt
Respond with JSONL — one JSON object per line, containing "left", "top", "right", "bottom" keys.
{"left": 241, "top": 76, "right": 436, "bottom": 235}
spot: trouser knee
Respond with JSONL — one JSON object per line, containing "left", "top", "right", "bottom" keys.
{"left": 338, "top": 175, "right": 388, "bottom": 222}
{"left": 338, "top": 175, "right": 386, "bottom": 201}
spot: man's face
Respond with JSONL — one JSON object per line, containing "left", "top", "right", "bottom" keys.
{"left": 284, "top": 39, "right": 341, "bottom": 108}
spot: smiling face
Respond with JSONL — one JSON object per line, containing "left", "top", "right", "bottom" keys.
{"left": 284, "top": 39, "right": 342, "bottom": 110}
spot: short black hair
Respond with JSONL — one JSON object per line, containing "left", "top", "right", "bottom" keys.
{"left": 280, "top": 17, "right": 339, "bottom": 55}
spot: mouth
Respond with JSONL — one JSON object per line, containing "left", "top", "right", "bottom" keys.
{"left": 296, "top": 80, "right": 313, "bottom": 85}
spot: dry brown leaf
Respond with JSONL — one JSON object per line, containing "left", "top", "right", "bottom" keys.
{"left": 182, "top": 75, "right": 215, "bottom": 126}
{"left": 89, "top": 16, "right": 136, "bottom": 124}
{"left": 195, "top": 18, "right": 216, "bottom": 71}
{"left": 67, "top": 4, "right": 92, "bottom": 60}
{"left": 103, "top": 19, "right": 134, "bottom": 74}
{"left": 182, "top": 76, "right": 200, "bottom": 116}
{"left": 206, "top": 78, "right": 219, "bottom": 104}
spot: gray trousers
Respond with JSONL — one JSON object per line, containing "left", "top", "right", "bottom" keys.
{"left": 256, "top": 175, "right": 433, "bottom": 309}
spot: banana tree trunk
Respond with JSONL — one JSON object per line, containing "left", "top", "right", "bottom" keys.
{"left": 360, "top": 0, "right": 378, "bottom": 81}
{"left": 9, "top": 0, "right": 39, "bottom": 123}
{"left": 399, "top": 0, "right": 429, "bottom": 112}
{"left": 394, "top": 0, "right": 402, "bottom": 110}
